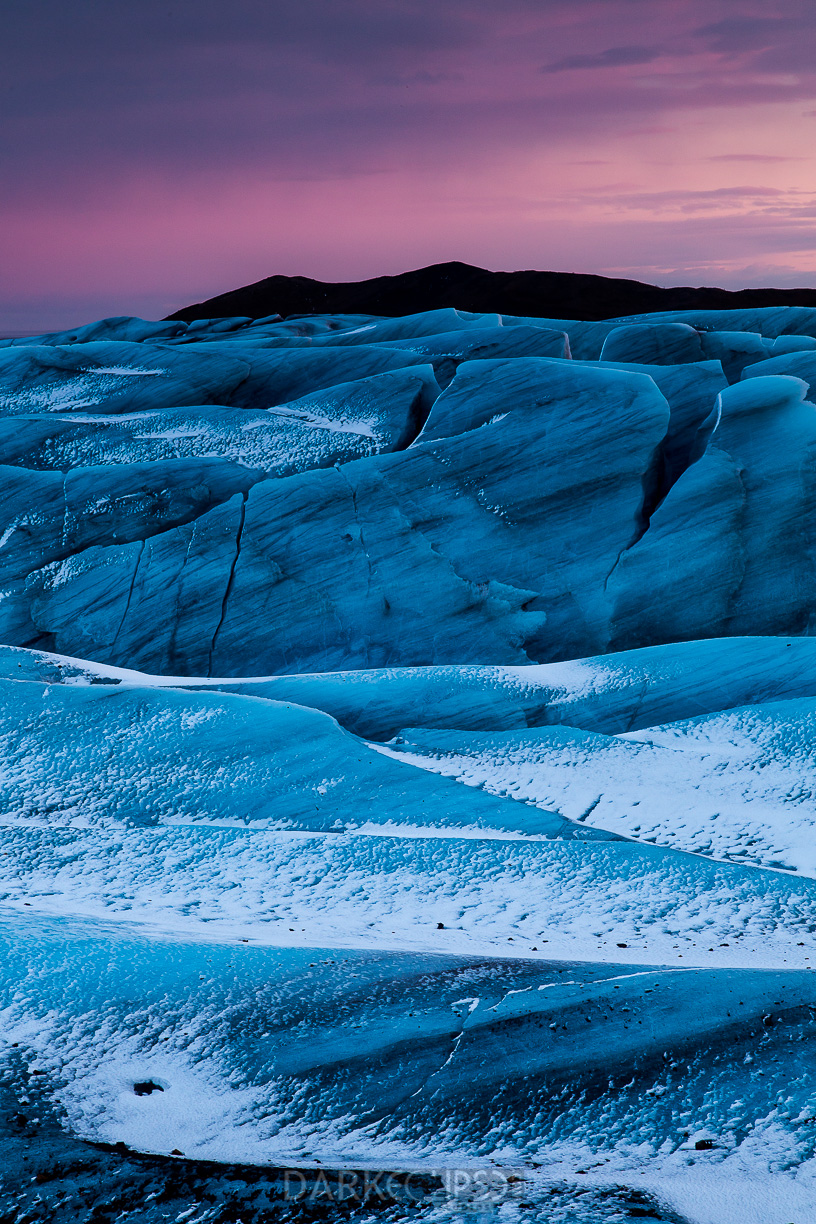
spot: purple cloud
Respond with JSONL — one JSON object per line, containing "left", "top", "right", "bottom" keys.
{"left": 541, "top": 45, "right": 661, "bottom": 73}
{"left": 694, "top": 16, "right": 796, "bottom": 54}
{"left": 2, "top": 0, "right": 816, "bottom": 329}
{"left": 708, "top": 154, "right": 803, "bottom": 162}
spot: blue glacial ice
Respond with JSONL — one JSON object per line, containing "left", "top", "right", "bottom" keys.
{"left": 384, "top": 695, "right": 816, "bottom": 873}
{"left": 0, "top": 676, "right": 608, "bottom": 839}
{"left": 6, "top": 305, "right": 816, "bottom": 1222}
{"left": 607, "top": 374, "right": 816, "bottom": 647}
{"left": 0, "top": 366, "right": 439, "bottom": 473}
{"left": 5, "top": 908, "right": 816, "bottom": 1185}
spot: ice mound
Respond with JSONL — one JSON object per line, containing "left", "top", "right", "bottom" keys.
{"left": 385, "top": 696, "right": 816, "bottom": 873}
{"left": 5, "top": 305, "right": 816, "bottom": 1221}
{"left": 0, "top": 367, "right": 439, "bottom": 473}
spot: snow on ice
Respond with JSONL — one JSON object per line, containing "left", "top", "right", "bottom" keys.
{"left": 4, "top": 306, "right": 816, "bottom": 1222}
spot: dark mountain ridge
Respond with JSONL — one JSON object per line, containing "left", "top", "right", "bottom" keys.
{"left": 167, "top": 260, "right": 816, "bottom": 323}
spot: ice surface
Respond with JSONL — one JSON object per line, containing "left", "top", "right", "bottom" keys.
{"left": 599, "top": 322, "right": 706, "bottom": 365}
{"left": 500, "top": 316, "right": 625, "bottom": 358}
{"left": 0, "top": 676, "right": 609, "bottom": 839}
{"left": 0, "top": 367, "right": 438, "bottom": 474}
{"left": 588, "top": 358, "right": 727, "bottom": 488}
{"left": 4, "top": 633, "right": 816, "bottom": 739}
{"left": 592, "top": 322, "right": 769, "bottom": 382}
{"left": 696, "top": 329, "right": 771, "bottom": 381}
{"left": 608, "top": 374, "right": 816, "bottom": 647}
{"left": 5, "top": 305, "right": 816, "bottom": 1220}
{"left": 604, "top": 305, "right": 816, "bottom": 338}
{"left": 6, "top": 633, "right": 816, "bottom": 735}
{"left": 13, "top": 346, "right": 816, "bottom": 673}
{"left": 11, "top": 359, "right": 671, "bottom": 671}
{"left": 4, "top": 819, "right": 816, "bottom": 966}
{"left": 0, "top": 459, "right": 260, "bottom": 608}
{"left": 770, "top": 333, "right": 816, "bottom": 354}
{"left": 0, "top": 341, "right": 432, "bottom": 418}
{"left": 0, "top": 315, "right": 190, "bottom": 346}
{"left": 172, "top": 342, "right": 434, "bottom": 408}
{"left": 0, "top": 341, "right": 249, "bottom": 415}
{"left": 480, "top": 355, "right": 727, "bottom": 491}
{"left": 361, "top": 324, "right": 570, "bottom": 387}
{"left": 384, "top": 694, "right": 816, "bottom": 873}
{"left": 296, "top": 307, "right": 503, "bottom": 344}
{"left": 742, "top": 346, "right": 816, "bottom": 392}
{"left": 2, "top": 909, "right": 816, "bottom": 1224}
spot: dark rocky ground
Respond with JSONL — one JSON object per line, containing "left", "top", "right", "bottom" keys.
{"left": 0, "top": 1082, "right": 685, "bottom": 1224}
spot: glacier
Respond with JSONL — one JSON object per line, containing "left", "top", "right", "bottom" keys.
{"left": 4, "top": 305, "right": 816, "bottom": 1223}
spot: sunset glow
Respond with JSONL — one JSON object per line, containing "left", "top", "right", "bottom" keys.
{"left": 3, "top": 0, "right": 816, "bottom": 330}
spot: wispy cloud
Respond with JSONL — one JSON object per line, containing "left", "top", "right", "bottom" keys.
{"left": 694, "top": 16, "right": 796, "bottom": 55}
{"left": 708, "top": 153, "right": 804, "bottom": 162}
{"left": 3, "top": 0, "right": 816, "bottom": 327}
{"left": 541, "top": 45, "right": 661, "bottom": 73}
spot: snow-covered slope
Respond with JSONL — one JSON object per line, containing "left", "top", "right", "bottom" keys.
{"left": 5, "top": 306, "right": 816, "bottom": 1223}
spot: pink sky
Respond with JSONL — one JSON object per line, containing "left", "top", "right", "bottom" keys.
{"left": 3, "top": 0, "right": 816, "bottom": 330}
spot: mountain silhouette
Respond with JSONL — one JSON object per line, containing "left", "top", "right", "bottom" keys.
{"left": 167, "top": 260, "right": 816, "bottom": 322}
